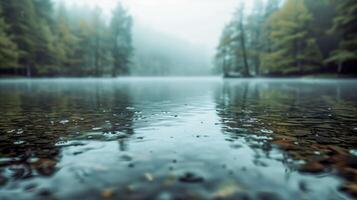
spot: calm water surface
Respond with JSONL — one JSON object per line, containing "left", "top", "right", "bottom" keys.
{"left": 0, "top": 78, "right": 356, "bottom": 200}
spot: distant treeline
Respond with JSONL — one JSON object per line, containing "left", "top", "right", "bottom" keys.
{"left": 0, "top": 0, "right": 132, "bottom": 77}
{"left": 216, "top": 0, "right": 357, "bottom": 77}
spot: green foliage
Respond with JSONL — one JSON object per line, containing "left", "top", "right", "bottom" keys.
{"left": 216, "top": 0, "right": 356, "bottom": 76}
{"left": 0, "top": 5, "right": 18, "bottom": 69}
{"left": 216, "top": 0, "right": 283, "bottom": 76}
{"left": 1, "top": 0, "right": 38, "bottom": 76}
{"left": 262, "top": 0, "right": 322, "bottom": 75}
{"left": 0, "top": 0, "right": 133, "bottom": 77}
{"left": 326, "top": 0, "right": 357, "bottom": 73}
{"left": 304, "top": 0, "right": 339, "bottom": 58}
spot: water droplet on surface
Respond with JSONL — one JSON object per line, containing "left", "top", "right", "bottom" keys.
{"left": 14, "top": 140, "right": 25, "bottom": 145}
{"left": 350, "top": 149, "right": 357, "bottom": 157}
{"left": 59, "top": 119, "right": 69, "bottom": 125}
{"left": 314, "top": 151, "right": 321, "bottom": 155}
{"left": 16, "top": 129, "right": 23, "bottom": 134}
{"left": 260, "top": 129, "right": 274, "bottom": 134}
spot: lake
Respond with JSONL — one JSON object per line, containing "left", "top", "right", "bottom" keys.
{"left": 0, "top": 78, "right": 356, "bottom": 200}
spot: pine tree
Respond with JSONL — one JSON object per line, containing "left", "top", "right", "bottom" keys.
{"left": 261, "top": 0, "right": 322, "bottom": 75}
{"left": 92, "top": 6, "right": 103, "bottom": 77}
{"left": 325, "top": 0, "right": 357, "bottom": 73}
{"left": 52, "top": 3, "right": 79, "bottom": 76}
{"left": 110, "top": 3, "right": 133, "bottom": 77}
{"left": 0, "top": 0, "right": 56, "bottom": 76}
{"left": 215, "top": 3, "right": 252, "bottom": 77}
{"left": 0, "top": 5, "right": 18, "bottom": 70}
{"left": 0, "top": 0, "right": 39, "bottom": 76}
{"left": 246, "top": 0, "right": 265, "bottom": 76}
{"left": 73, "top": 18, "right": 93, "bottom": 76}
{"left": 32, "top": 0, "right": 56, "bottom": 75}
{"left": 216, "top": 24, "right": 237, "bottom": 76}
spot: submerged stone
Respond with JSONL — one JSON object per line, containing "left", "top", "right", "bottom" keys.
{"left": 179, "top": 172, "right": 204, "bottom": 183}
{"left": 256, "top": 191, "right": 282, "bottom": 200}
{"left": 300, "top": 162, "right": 325, "bottom": 173}
{"left": 101, "top": 187, "right": 116, "bottom": 198}
{"left": 293, "top": 130, "right": 310, "bottom": 137}
{"left": 315, "top": 136, "right": 339, "bottom": 144}
{"left": 0, "top": 175, "right": 8, "bottom": 186}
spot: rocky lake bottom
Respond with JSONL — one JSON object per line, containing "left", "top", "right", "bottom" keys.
{"left": 0, "top": 78, "right": 356, "bottom": 200}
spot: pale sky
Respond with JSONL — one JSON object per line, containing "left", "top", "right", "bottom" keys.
{"left": 62, "top": 0, "right": 240, "bottom": 54}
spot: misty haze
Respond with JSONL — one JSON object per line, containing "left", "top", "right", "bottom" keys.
{"left": 0, "top": 0, "right": 356, "bottom": 200}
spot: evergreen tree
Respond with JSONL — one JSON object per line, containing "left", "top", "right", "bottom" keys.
{"left": 304, "top": 0, "right": 339, "bottom": 59}
{"left": 33, "top": 0, "right": 57, "bottom": 75}
{"left": 326, "top": 0, "right": 357, "bottom": 73}
{"left": 261, "top": 0, "right": 322, "bottom": 75}
{"left": 0, "top": 0, "right": 39, "bottom": 76}
{"left": 0, "top": 5, "right": 18, "bottom": 70}
{"left": 52, "top": 3, "right": 79, "bottom": 76}
{"left": 235, "top": 3, "right": 250, "bottom": 77}
{"left": 110, "top": 3, "right": 133, "bottom": 77}
{"left": 72, "top": 18, "right": 93, "bottom": 76}
{"left": 260, "top": 0, "right": 281, "bottom": 65}
{"left": 216, "top": 24, "right": 237, "bottom": 76}
{"left": 216, "top": 3, "right": 251, "bottom": 77}
{"left": 246, "top": 0, "right": 265, "bottom": 75}
{"left": 0, "top": 0, "right": 56, "bottom": 76}
{"left": 92, "top": 6, "right": 102, "bottom": 76}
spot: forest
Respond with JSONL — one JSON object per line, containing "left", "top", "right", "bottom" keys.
{"left": 215, "top": 0, "right": 357, "bottom": 77}
{"left": 0, "top": 0, "right": 356, "bottom": 77}
{"left": 0, "top": 0, "right": 132, "bottom": 77}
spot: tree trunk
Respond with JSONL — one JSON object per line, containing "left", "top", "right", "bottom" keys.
{"left": 94, "top": 35, "right": 100, "bottom": 77}
{"left": 26, "top": 65, "right": 31, "bottom": 77}
{"left": 239, "top": 17, "right": 250, "bottom": 77}
{"left": 337, "top": 61, "right": 343, "bottom": 73}
{"left": 254, "top": 58, "right": 260, "bottom": 76}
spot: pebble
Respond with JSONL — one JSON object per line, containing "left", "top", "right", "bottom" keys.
{"left": 293, "top": 130, "right": 310, "bottom": 137}
{"left": 213, "top": 184, "right": 238, "bottom": 198}
{"left": 0, "top": 175, "right": 8, "bottom": 186}
{"left": 256, "top": 191, "right": 282, "bottom": 200}
{"left": 144, "top": 173, "right": 154, "bottom": 181}
{"left": 315, "top": 136, "right": 338, "bottom": 144}
{"left": 38, "top": 189, "right": 51, "bottom": 197}
{"left": 101, "top": 188, "right": 116, "bottom": 198}
{"left": 300, "top": 162, "right": 325, "bottom": 173}
{"left": 121, "top": 155, "right": 133, "bottom": 161}
{"left": 179, "top": 172, "right": 204, "bottom": 183}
